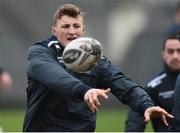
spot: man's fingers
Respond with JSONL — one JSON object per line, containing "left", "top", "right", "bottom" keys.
{"left": 101, "top": 88, "right": 111, "bottom": 99}
{"left": 160, "top": 108, "right": 175, "bottom": 118}
{"left": 159, "top": 108, "right": 175, "bottom": 120}
{"left": 144, "top": 112, "right": 150, "bottom": 123}
{"left": 84, "top": 88, "right": 111, "bottom": 113}
{"left": 144, "top": 106, "right": 175, "bottom": 126}
{"left": 104, "top": 88, "right": 111, "bottom": 93}
{"left": 162, "top": 113, "right": 175, "bottom": 126}
{"left": 101, "top": 93, "right": 108, "bottom": 99}
{"left": 88, "top": 95, "right": 97, "bottom": 113}
{"left": 161, "top": 115, "right": 168, "bottom": 126}
{"left": 166, "top": 113, "right": 175, "bottom": 118}
{"left": 144, "top": 117, "right": 150, "bottom": 123}
{"left": 92, "top": 92, "right": 101, "bottom": 106}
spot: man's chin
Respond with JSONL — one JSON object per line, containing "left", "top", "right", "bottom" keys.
{"left": 62, "top": 42, "right": 70, "bottom": 47}
{"left": 170, "top": 67, "right": 180, "bottom": 72}
{"left": 65, "top": 40, "right": 76, "bottom": 46}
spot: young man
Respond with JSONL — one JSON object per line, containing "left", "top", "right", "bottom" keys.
{"left": 0, "top": 67, "right": 12, "bottom": 90}
{"left": 0, "top": 67, "right": 12, "bottom": 131}
{"left": 23, "top": 4, "right": 174, "bottom": 132}
{"left": 169, "top": 32, "right": 180, "bottom": 132}
{"left": 125, "top": 32, "right": 180, "bottom": 132}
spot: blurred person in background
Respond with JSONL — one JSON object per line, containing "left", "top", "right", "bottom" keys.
{"left": 125, "top": 32, "right": 180, "bottom": 132}
{"left": 0, "top": 66, "right": 12, "bottom": 131}
{"left": 166, "top": 2, "right": 180, "bottom": 35}
{"left": 174, "top": 2, "right": 180, "bottom": 24}
{"left": 0, "top": 67, "right": 12, "bottom": 91}
{"left": 171, "top": 61, "right": 180, "bottom": 131}
{"left": 23, "top": 3, "right": 174, "bottom": 132}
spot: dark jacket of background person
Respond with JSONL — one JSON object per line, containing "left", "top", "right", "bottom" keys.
{"left": 23, "top": 36, "right": 154, "bottom": 132}
{"left": 125, "top": 66, "right": 178, "bottom": 132}
{"left": 170, "top": 74, "right": 180, "bottom": 131}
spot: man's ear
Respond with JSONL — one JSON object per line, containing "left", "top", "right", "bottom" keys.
{"left": 51, "top": 27, "right": 56, "bottom": 35}
{"left": 161, "top": 51, "right": 165, "bottom": 61}
{"left": 83, "top": 25, "right": 86, "bottom": 31}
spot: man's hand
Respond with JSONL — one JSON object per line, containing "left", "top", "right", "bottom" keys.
{"left": 144, "top": 106, "right": 174, "bottom": 126}
{"left": 84, "top": 88, "right": 111, "bottom": 113}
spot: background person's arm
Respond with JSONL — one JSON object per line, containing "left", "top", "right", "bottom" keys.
{"left": 124, "top": 107, "right": 146, "bottom": 132}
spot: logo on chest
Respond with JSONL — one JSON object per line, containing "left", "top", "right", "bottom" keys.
{"left": 159, "top": 90, "right": 174, "bottom": 99}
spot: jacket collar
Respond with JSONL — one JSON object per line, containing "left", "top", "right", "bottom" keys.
{"left": 47, "top": 36, "right": 64, "bottom": 60}
{"left": 164, "top": 64, "right": 179, "bottom": 77}
{"left": 47, "top": 36, "right": 64, "bottom": 50}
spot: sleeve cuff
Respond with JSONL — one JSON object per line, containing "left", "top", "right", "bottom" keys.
{"left": 139, "top": 103, "right": 154, "bottom": 114}
{"left": 73, "top": 84, "right": 91, "bottom": 100}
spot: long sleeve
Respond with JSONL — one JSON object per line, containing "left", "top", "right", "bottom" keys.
{"left": 96, "top": 57, "right": 154, "bottom": 114}
{"left": 27, "top": 44, "right": 91, "bottom": 98}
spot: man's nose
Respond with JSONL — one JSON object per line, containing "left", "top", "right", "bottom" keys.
{"left": 68, "top": 26, "right": 76, "bottom": 34}
{"left": 173, "top": 52, "right": 179, "bottom": 58}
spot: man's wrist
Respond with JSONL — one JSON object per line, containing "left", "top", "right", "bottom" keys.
{"left": 140, "top": 103, "right": 154, "bottom": 114}
{"left": 73, "top": 84, "right": 91, "bottom": 100}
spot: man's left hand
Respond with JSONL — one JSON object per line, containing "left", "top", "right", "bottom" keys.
{"left": 144, "top": 106, "right": 174, "bottom": 126}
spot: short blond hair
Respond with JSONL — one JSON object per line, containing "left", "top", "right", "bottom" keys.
{"left": 53, "top": 4, "right": 85, "bottom": 26}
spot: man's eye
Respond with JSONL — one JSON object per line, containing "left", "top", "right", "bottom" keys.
{"left": 74, "top": 25, "right": 80, "bottom": 28}
{"left": 177, "top": 49, "right": 180, "bottom": 53}
{"left": 62, "top": 25, "right": 70, "bottom": 28}
{"left": 167, "top": 49, "right": 174, "bottom": 54}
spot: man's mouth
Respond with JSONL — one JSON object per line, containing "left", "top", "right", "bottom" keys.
{"left": 67, "top": 37, "right": 77, "bottom": 41}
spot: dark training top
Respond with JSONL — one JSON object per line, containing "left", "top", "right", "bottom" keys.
{"left": 171, "top": 74, "right": 180, "bottom": 132}
{"left": 23, "top": 36, "right": 154, "bottom": 132}
{"left": 125, "top": 67, "right": 178, "bottom": 132}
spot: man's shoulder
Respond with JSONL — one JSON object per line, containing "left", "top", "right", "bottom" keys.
{"left": 31, "top": 36, "right": 57, "bottom": 47}
{"left": 147, "top": 71, "right": 167, "bottom": 88}
{"left": 29, "top": 36, "right": 59, "bottom": 51}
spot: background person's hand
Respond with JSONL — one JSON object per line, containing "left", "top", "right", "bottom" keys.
{"left": 84, "top": 88, "right": 111, "bottom": 113}
{"left": 144, "top": 106, "right": 174, "bottom": 126}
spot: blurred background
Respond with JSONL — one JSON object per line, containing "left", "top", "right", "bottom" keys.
{"left": 0, "top": 0, "right": 180, "bottom": 131}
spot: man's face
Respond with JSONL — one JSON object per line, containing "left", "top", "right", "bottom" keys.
{"left": 162, "top": 39, "right": 180, "bottom": 72}
{"left": 52, "top": 15, "right": 85, "bottom": 47}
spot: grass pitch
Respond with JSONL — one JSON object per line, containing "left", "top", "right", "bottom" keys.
{"left": 0, "top": 108, "right": 153, "bottom": 132}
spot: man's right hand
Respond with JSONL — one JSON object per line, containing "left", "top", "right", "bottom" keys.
{"left": 84, "top": 88, "right": 111, "bottom": 113}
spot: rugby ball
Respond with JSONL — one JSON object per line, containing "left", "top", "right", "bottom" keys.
{"left": 63, "top": 37, "right": 102, "bottom": 73}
